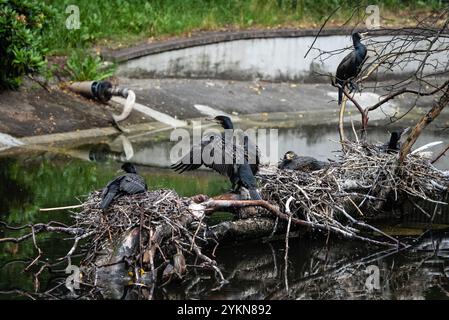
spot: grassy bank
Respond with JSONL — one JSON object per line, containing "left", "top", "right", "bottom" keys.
{"left": 44, "top": 0, "right": 443, "bottom": 52}
{"left": 1, "top": 0, "right": 444, "bottom": 88}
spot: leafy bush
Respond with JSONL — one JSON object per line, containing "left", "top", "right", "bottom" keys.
{"left": 64, "top": 49, "right": 116, "bottom": 81}
{"left": 0, "top": 0, "right": 55, "bottom": 89}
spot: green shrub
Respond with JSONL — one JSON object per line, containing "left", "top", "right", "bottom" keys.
{"left": 64, "top": 49, "right": 116, "bottom": 81}
{"left": 0, "top": 0, "right": 55, "bottom": 89}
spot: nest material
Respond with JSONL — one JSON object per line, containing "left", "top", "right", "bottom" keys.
{"left": 73, "top": 189, "right": 222, "bottom": 284}
{"left": 69, "top": 142, "right": 448, "bottom": 288}
{"left": 259, "top": 142, "right": 449, "bottom": 231}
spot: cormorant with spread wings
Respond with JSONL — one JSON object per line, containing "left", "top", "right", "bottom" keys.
{"left": 171, "top": 116, "right": 261, "bottom": 200}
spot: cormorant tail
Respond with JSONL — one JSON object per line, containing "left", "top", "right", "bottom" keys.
{"left": 249, "top": 189, "right": 262, "bottom": 200}
{"left": 100, "top": 189, "right": 117, "bottom": 209}
{"left": 337, "top": 79, "right": 344, "bottom": 105}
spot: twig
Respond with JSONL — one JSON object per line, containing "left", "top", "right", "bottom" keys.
{"left": 40, "top": 204, "right": 84, "bottom": 212}
{"left": 431, "top": 143, "right": 449, "bottom": 164}
{"left": 284, "top": 196, "right": 294, "bottom": 294}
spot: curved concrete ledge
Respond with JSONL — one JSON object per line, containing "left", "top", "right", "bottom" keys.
{"left": 108, "top": 28, "right": 449, "bottom": 82}
{"left": 103, "top": 27, "right": 423, "bottom": 63}
{"left": 103, "top": 28, "right": 353, "bottom": 62}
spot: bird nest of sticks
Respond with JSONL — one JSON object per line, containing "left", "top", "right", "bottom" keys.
{"left": 258, "top": 141, "right": 449, "bottom": 234}
{"left": 73, "top": 189, "right": 225, "bottom": 285}
{"left": 56, "top": 141, "right": 448, "bottom": 289}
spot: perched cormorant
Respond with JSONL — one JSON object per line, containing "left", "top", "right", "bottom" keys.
{"left": 171, "top": 115, "right": 261, "bottom": 200}
{"left": 278, "top": 151, "right": 328, "bottom": 172}
{"left": 100, "top": 163, "right": 147, "bottom": 209}
{"left": 381, "top": 128, "right": 409, "bottom": 153}
{"left": 336, "top": 32, "right": 367, "bottom": 105}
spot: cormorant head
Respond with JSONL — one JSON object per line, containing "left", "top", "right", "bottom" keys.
{"left": 391, "top": 131, "right": 401, "bottom": 140}
{"left": 283, "top": 151, "right": 297, "bottom": 161}
{"left": 208, "top": 115, "right": 234, "bottom": 129}
{"left": 121, "top": 162, "right": 137, "bottom": 174}
{"left": 390, "top": 128, "right": 409, "bottom": 142}
{"left": 352, "top": 32, "right": 367, "bottom": 45}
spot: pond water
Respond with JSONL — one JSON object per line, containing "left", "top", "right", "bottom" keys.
{"left": 0, "top": 125, "right": 448, "bottom": 300}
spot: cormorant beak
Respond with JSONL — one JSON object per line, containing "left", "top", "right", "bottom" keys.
{"left": 205, "top": 118, "right": 220, "bottom": 124}
{"left": 359, "top": 32, "right": 368, "bottom": 38}
{"left": 286, "top": 153, "right": 294, "bottom": 160}
{"left": 401, "top": 127, "right": 410, "bottom": 136}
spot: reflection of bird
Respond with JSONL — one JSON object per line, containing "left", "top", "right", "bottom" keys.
{"left": 171, "top": 116, "right": 261, "bottom": 200}
{"left": 100, "top": 163, "right": 147, "bottom": 209}
{"left": 278, "top": 151, "right": 327, "bottom": 172}
{"left": 336, "top": 32, "right": 367, "bottom": 105}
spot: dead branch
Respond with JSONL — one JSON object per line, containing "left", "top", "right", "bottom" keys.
{"left": 432, "top": 143, "right": 449, "bottom": 164}
{"left": 399, "top": 86, "right": 449, "bottom": 164}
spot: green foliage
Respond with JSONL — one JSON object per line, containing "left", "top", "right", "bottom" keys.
{"left": 0, "top": 0, "right": 55, "bottom": 89}
{"left": 0, "top": 0, "right": 444, "bottom": 88}
{"left": 64, "top": 50, "right": 116, "bottom": 81}
{"left": 42, "top": 0, "right": 444, "bottom": 53}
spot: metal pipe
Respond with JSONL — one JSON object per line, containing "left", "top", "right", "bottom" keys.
{"left": 68, "top": 80, "right": 129, "bottom": 102}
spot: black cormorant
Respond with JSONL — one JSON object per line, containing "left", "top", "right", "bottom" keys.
{"left": 171, "top": 115, "right": 261, "bottom": 200}
{"left": 381, "top": 128, "right": 409, "bottom": 153}
{"left": 278, "top": 151, "right": 328, "bottom": 172}
{"left": 336, "top": 32, "right": 367, "bottom": 105}
{"left": 100, "top": 163, "right": 147, "bottom": 209}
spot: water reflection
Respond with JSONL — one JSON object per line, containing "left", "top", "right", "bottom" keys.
{"left": 165, "top": 232, "right": 448, "bottom": 300}
{"left": 55, "top": 125, "right": 449, "bottom": 170}
{"left": 5, "top": 231, "right": 447, "bottom": 300}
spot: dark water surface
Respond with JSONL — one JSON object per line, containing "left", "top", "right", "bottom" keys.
{"left": 0, "top": 126, "right": 448, "bottom": 299}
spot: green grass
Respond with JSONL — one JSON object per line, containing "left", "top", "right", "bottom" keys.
{"left": 42, "top": 0, "right": 444, "bottom": 54}
{"left": 63, "top": 49, "right": 116, "bottom": 81}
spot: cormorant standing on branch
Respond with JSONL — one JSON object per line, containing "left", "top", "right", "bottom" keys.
{"left": 336, "top": 32, "right": 367, "bottom": 105}
{"left": 171, "top": 115, "right": 261, "bottom": 200}
{"left": 278, "top": 151, "right": 328, "bottom": 172}
{"left": 100, "top": 163, "right": 147, "bottom": 209}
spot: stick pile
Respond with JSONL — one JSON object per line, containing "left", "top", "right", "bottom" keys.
{"left": 258, "top": 142, "right": 449, "bottom": 238}
{"left": 74, "top": 189, "right": 224, "bottom": 287}
{"left": 12, "top": 141, "right": 445, "bottom": 292}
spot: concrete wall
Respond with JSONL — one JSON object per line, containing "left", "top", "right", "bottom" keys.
{"left": 117, "top": 34, "right": 449, "bottom": 82}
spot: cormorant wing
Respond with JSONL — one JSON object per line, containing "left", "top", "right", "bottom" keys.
{"left": 100, "top": 175, "right": 125, "bottom": 209}
{"left": 304, "top": 156, "right": 327, "bottom": 170}
{"left": 278, "top": 158, "right": 289, "bottom": 169}
{"left": 171, "top": 139, "right": 204, "bottom": 173}
{"left": 202, "top": 133, "right": 245, "bottom": 177}
{"left": 101, "top": 175, "right": 125, "bottom": 197}
{"left": 172, "top": 131, "right": 249, "bottom": 178}
{"left": 119, "top": 174, "right": 147, "bottom": 194}
{"left": 336, "top": 51, "right": 356, "bottom": 80}
{"left": 172, "top": 132, "right": 237, "bottom": 176}
{"left": 243, "top": 134, "right": 260, "bottom": 174}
